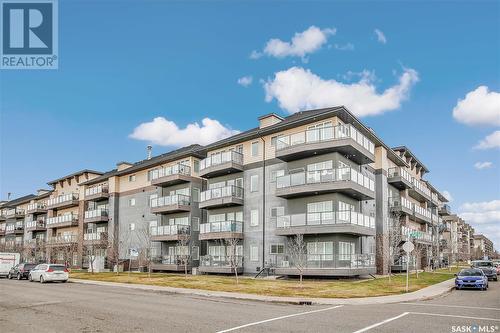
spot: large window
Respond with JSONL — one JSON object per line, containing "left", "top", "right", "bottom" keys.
{"left": 270, "top": 244, "right": 285, "bottom": 254}
{"left": 251, "top": 141, "right": 259, "bottom": 157}
{"left": 307, "top": 241, "right": 333, "bottom": 261}
{"left": 339, "top": 242, "right": 355, "bottom": 260}
{"left": 307, "top": 160, "right": 333, "bottom": 183}
{"left": 307, "top": 201, "right": 333, "bottom": 224}
{"left": 271, "top": 206, "right": 284, "bottom": 218}
{"left": 250, "top": 245, "right": 259, "bottom": 261}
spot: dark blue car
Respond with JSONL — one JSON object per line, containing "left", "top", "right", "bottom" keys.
{"left": 455, "top": 268, "right": 488, "bottom": 290}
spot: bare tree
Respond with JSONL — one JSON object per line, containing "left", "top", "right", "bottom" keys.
{"left": 84, "top": 232, "right": 108, "bottom": 274}
{"left": 379, "top": 210, "right": 403, "bottom": 282}
{"left": 177, "top": 235, "right": 191, "bottom": 279}
{"left": 287, "top": 234, "right": 307, "bottom": 285}
{"left": 413, "top": 242, "right": 428, "bottom": 278}
{"left": 136, "top": 224, "right": 153, "bottom": 277}
{"left": 225, "top": 238, "right": 241, "bottom": 284}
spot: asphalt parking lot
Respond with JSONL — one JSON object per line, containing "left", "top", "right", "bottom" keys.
{"left": 1, "top": 278, "right": 499, "bottom": 333}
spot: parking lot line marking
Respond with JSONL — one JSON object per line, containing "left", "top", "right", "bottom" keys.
{"left": 351, "top": 312, "right": 410, "bottom": 333}
{"left": 403, "top": 303, "right": 500, "bottom": 311}
{"left": 215, "top": 305, "right": 343, "bottom": 333}
{"left": 409, "top": 312, "right": 500, "bottom": 322}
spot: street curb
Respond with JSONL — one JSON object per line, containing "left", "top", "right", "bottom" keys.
{"left": 69, "top": 277, "right": 456, "bottom": 305}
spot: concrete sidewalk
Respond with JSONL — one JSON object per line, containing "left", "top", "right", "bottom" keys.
{"left": 69, "top": 277, "right": 455, "bottom": 305}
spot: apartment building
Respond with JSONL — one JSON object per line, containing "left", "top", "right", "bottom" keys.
{"left": 473, "top": 234, "right": 494, "bottom": 259}
{"left": 24, "top": 189, "right": 52, "bottom": 263}
{"left": 79, "top": 144, "right": 206, "bottom": 272}
{"left": 0, "top": 195, "right": 36, "bottom": 253}
{"left": 2, "top": 106, "right": 477, "bottom": 277}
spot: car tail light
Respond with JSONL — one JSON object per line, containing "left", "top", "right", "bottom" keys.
{"left": 47, "top": 268, "right": 54, "bottom": 272}
{"left": 64, "top": 268, "right": 69, "bottom": 273}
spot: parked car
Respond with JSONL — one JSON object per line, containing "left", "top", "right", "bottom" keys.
{"left": 471, "top": 260, "right": 498, "bottom": 281}
{"left": 455, "top": 268, "right": 488, "bottom": 290}
{"left": 29, "top": 264, "right": 69, "bottom": 283}
{"left": 8, "top": 263, "right": 37, "bottom": 280}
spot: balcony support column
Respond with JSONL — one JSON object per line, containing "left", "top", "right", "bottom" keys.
{"left": 375, "top": 168, "right": 390, "bottom": 275}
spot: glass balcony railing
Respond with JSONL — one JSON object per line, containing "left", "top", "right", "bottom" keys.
{"left": 151, "top": 224, "right": 190, "bottom": 236}
{"left": 46, "top": 214, "right": 78, "bottom": 226}
{"left": 389, "top": 196, "right": 432, "bottom": 220}
{"left": 151, "top": 194, "right": 191, "bottom": 208}
{"left": 85, "top": 185, "right": 108, "bottom": 197}
{"left": 387, "top": 167, "right": 412, "bottom": 183}
{"left": 276, "top": 124, "right": 375, "bottom": 154}
{"left": 200, "top": 221, "right": 243, "bottom": 234}
{"left": 84, "top": 209, "right": 109, "bottom": 219}
{"left": 411, "top": 178, "right": 431, "bottom": 198}
{"left": 5, "top": 208, "right": 25, "bottom": 217}
{"left": 200, "top": 185, "right": 244, "bottom": 202}
{"left": 152, "top": 254, "right": 189, "bottom": 265}
{"left": 47, "top": 193, "right": 79, "bottom": 207}
{"left": 276, "top": 168, "right": 375, "bottom": 192}
{"left": 47, "top": 235, "right": 78, "bottom": 244}
{"left": 276, "top": 211, "right": 375, "bottom": 229}
{"left": 200, "top": 255, "right": 243, "bottom": 268}
{"left": 150, "top": 163, "right": 191, "bottom": 181}
{"left": 83, "top": 232, "right": 108, "bottom": 241}
{"left": 276, "top": 253, "right": 375, "bottom": 269}
{"left": 401, "top": 226, "right": 433, "bottom": 243}
{"left": 26, "top": 218, "right": 45, "bottom": 229}
{"left": 27, "top": 202, "right": 47, "bottom": 211}
{"left": 200, "top": 151, "right": 243, "bottom": 171}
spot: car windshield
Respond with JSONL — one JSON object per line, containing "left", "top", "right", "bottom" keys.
{"left": 50, "top": 265, "right": 66, "bottom": 271}
{"left": 24, "top": 264, "right": 37, "bottom": 269}
{"left": 473, "top": 261, "right": 493, "bottom": 267}
{"left": 459, "top": 269, "right": 483, "bottom": 276}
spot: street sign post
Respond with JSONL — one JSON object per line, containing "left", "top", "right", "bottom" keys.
{"left": 402, "top": 241, "right": 414, "bottom": 292}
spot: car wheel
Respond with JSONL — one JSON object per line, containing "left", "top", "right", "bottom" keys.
{"left": 40, "top": 275, "right": 45, "bottom": 284}
{"left": 17, "top": 273, "right": 21, "bottom": 280}
{"left": 8, "top": 273, "right": 12, "bottom": 279}
{"left": 62, "top": 280, "right": 67, "bottom": 283}
{"left": 29, "top": 274, "right": 33, "bottom": 282}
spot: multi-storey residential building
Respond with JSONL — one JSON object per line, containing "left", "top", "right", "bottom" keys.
{"left": 473, "top": 234, "right": 494, "bottom": 259}
{"left": 0, "top": 195, "right": 35, "bottom": 253}
{"left": 3, "top": 106, "right": 484, "bottom": 277}
{"left": 24, "top": 189, "right": 52, "bottom": 263}
{"left": 45, "top": 170, "right": 103, "bottom": 267}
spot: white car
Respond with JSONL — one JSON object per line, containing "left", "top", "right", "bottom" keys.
{"left": 29, "top": 264, "right": 69, "bottom": 283}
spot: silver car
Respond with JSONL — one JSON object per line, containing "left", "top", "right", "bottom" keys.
{"left": 29, "top": 264, "right": 69, "bottom": 283}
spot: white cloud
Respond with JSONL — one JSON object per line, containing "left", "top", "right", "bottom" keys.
{"left": 237, "top": 76, "right": 253, "bottom": 87}
{"left": 332, "top": 43, "right": 354, "bottom": 51}
{"left": 264, "top": 66, "right": 419, "bottom": 116}
{"left": 129, "top": 117, "right": 239, "bottom": 147}
{"left": 374, "top": 29, "right": 387, "bottom": 44}
{"left": 474, "top": 161, "right": 493, "bottom": 170}
{"left": 459, "top": 200, "right": 500, "bottom": 250}
{"left": 474, "top": 130, "right": 500, "bottom": 150}
{"left": 442, "top": 190, "right": 453, "bottom": 202}
{"left": 452, "top": 86, "right": 500, "bottom": 126}
{"left": 254, "top": 26, "right": 336, "bottom": 60}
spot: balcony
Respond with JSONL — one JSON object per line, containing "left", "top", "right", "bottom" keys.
{"left": 83, "top": 231, "right": 108, "bottom": 245}
{"left": 402, "top": 226, "right": 433, "bottom": 244}
{"left": 5, "top": 222, "right": 24, "bottom": 235}
{"left": 0, "top": 224, "right": 5, "bottom": 235}
{"left": 387, "top": 167, "right": 412, "bottom": 190}
{"left": 84, "top": 209, "right": 109, "bottom": 223}
{"left": 46, "top": 235, "right": 78, "bottom": 247}
{"left": 273, "top": 253, "right": 376, "bottom": 277}
{"left": 275, "top": 211, "right": 375, "bottom": 236}
{"left": 439, "top": 204, "right": 451, "bottom": 216}
{"left": 199, "top": 151, "right": 244, "bottom": 178}
{"left": 25, "top": 238, "right": 45, "bottom": 247}
{"left": 5, "top": 208, "right": 25, "bottom": 219}
{"left": 199, "top": 255, "right": 243, "bottom": 274}
{"left": 151, "top": 194, "right": 191, "bottom": 214}
{"left": 199, "top": 221, "right": 243, "bottom": 240}
{"left": 275, "top": 124, "right": 375, "bottom": 164}
{"left": 388, "top": 196, "right": 431, "bottom": 223}
{"left": 409, "top": 178, "right": 431, "bottom": 202}
{"left": 431, "top": 192, "right": 439, "bottom": 205}
{"left": 25, "top": 218, "right": 46, "bottom": 232}
{"left": 275, "top": 168, "right": 375, "bottom": 200}
{"left": 47, "top": 193, "right": 79, "bottom": 210}
{"left": 0, "top": 211, "right": 6, "bottom": 221}
{"left": 151, "top": 224, "right": 190, "bottom": 242}
{"left": 151, "top": 255, "right": 190, "bottom": 272}
{"left": 199, "top": 186, "right": 244, "bottom": 209}
{"left": 46, "top": 214, "right": 79, "bottom": 228}
{"left": 26, "top": 203, "right": 48, "bottom": 215}
{"left": 151, "top": 164, "right": 195, "bottom": 186}
{"left": 85, "top": 185, "right": 109, "bottom": 201}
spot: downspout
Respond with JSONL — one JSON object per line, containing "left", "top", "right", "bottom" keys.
{"left": 260, "top": 135, "right": 266, "bottom": 271}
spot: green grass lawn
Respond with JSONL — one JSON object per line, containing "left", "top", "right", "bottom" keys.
{"left": 70, "top": 271, "right": 454, "bottom": 299}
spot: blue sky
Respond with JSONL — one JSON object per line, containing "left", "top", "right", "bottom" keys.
{"left": 1, "top": 1, "right": 499, "bottom": 245}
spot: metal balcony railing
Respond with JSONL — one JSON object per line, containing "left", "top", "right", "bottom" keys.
{"left": 47, "top": 193, "right": 79, "bottom": 207}
{"left": 200, "top": 151, "right": 243, "bottom": 171}
{"left": 46, "top": 214, "right": 78, "bottom": 226}
{"left": 276, "top": 211, "right": 375, "bottom": 229}
{"left": 276, "top": 253, "right": 375, "bottom": 269}
{"left": 200, "top": 221, "right": 243, "bottom": 234}
{"left": 151, "top": 194, "right": 191, "bottom": 207}
{"left": 387, "top": 167, "right": 412, "bottom": 183}
{"left": 151, "top": 224, "right": 190, "bottom": 236}
{"left": 200, "top": 255, "right": 243, "bottom": 268}
{"left": 200, "top": 185, "right": 244, "bottom": 202}
{"left": 276, "top": 124, "right": 375, "bottom": 154}
{"left": 150, "top": 163, "right": 191, "bottom": 180}
{"left": 85, "top": 185, "right": 109, "bottom": 197}
{"left": 276, "top": 168, "right": 375, "bottom": 192}
{"left": 84, "top": 209, "right": 109, "bottom": 219}
{"left": 27, "top": 202, "right": 47, "bottom": 211}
